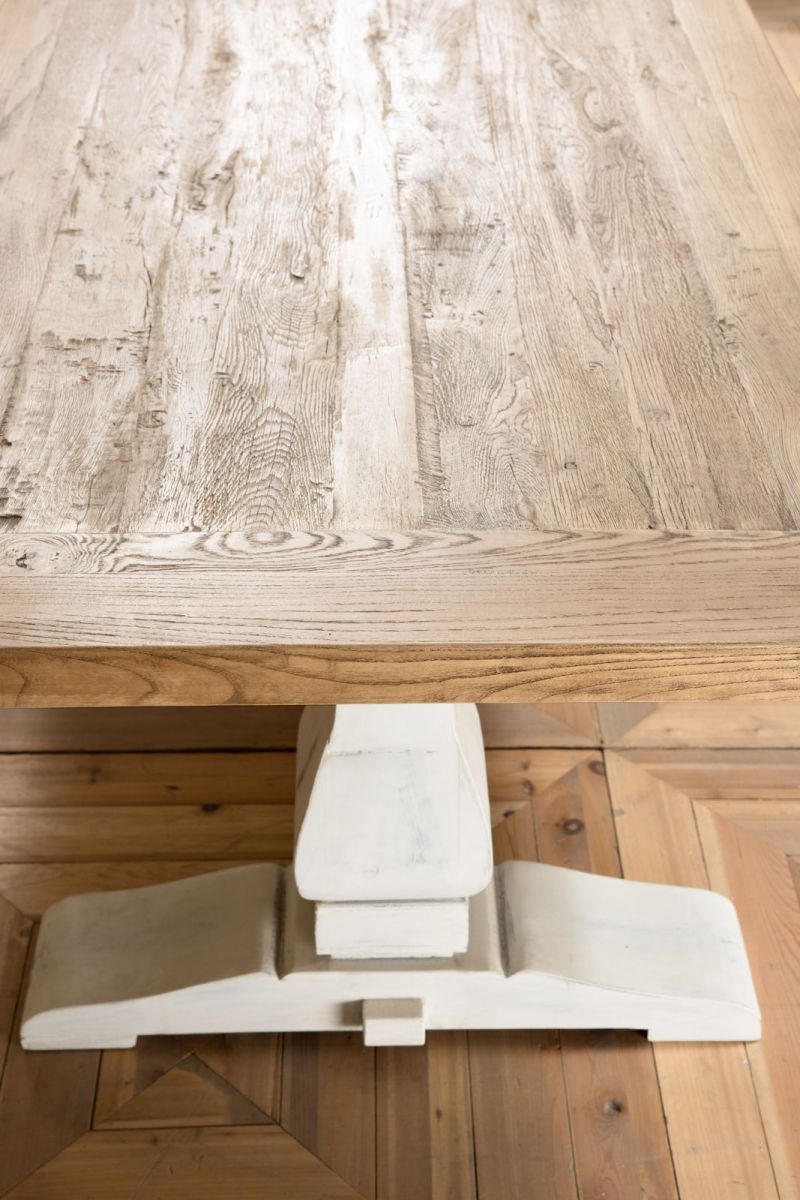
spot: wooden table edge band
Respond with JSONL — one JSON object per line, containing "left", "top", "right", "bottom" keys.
{"left": 1, "top": 643, "right": 798, "bottom": 707}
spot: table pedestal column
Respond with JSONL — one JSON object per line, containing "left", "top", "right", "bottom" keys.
{"left": 20, "top": 705, "right": 760, "bottom": 1050}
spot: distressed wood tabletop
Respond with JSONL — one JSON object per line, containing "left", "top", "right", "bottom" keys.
{"left": 1, "top": 0, "right": 799, "bottom": 704}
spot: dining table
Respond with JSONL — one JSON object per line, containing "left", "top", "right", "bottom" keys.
{"left": 0, "top": 0, "right": 798, "bottom": 1050}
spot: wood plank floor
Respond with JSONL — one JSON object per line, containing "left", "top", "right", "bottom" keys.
{"left": 754, "top": 0, "right": 800, "bottom": 89}
{"left": 1, "top": 701, "right": 800, "bottom": 1198}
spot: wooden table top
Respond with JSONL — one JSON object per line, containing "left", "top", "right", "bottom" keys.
{"left": 1, "top": 0, "right": 800, "bottom": 706}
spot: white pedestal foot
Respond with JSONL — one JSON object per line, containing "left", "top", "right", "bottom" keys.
{"left": 20, "top": 704, "right": 760, "bottom": 1050}
{"left": 20, "top": 862, "right": 760, "bottom": 1050}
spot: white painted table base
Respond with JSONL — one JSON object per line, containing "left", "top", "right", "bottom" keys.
{"left": 20, "top": 705, "right": 761, "bottom": 1049}
{"left": 21, "top": 862, "right": 759, "bottom": 1048}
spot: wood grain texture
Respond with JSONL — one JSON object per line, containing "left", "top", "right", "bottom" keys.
{"left": 672, "top": 0, "right": 800, "bottom": 267}
{"left": 528, "top": 751, "right": 677, "bottom": 1198}
{"left": 527, "top": 752, "right": 621, "bottom": 878}
{"left": 0, "top": 931, "right": 100, "bottom": 1197}
{"left": 561, "top": 1031, "right": 679, "bottom": 1200}
{"left": 3, "top": 0, "right": 796, "bottom": 539}
{"left": 487, "top": 748, "right": 592, "bottom": 826}
{"left": 695, "top": 804, "right": 800, "bottom": 1197}
{"left": 7, "top": 699, "right": 800, "bottom": 753}
{"left": 4, "top": 642, "right": 800, "bottom": 708}
{"left": 469, "top": 1030, "right": 576, "bottom": 1198}
{"left": 0, "top": 0, "right": 127, "bottom": 439}
{"left": 752, "top": 0, "right": 800, "bottom": 21}
{"left": 0, "top": 803, "right": 293, "bottom": 862}
{"left": 377, "top": 1034, "right": 476, "bottom": 1200}
{"left": 281, "top": 1033, "right": 375, "bottom": 1200}
{"left": 1, "top": 0, "right": 799, "bottom": 695}
{"left": 700, "top": 800, "right": 800, "bottom": 853}
{"left": 600, "top": 702, "right": 800, "bottom": 748}
{"left": 0, "top": 860, "right": 247, "bottom": 918}
{"left": 614, "top": 747, "right": 800, "bottom": 797}
{"left": 480, "top": 703, "right": 600, "bottom": 747}
{"left": 94, "top": 1034, "right": 281, "bottom": 1129}
{"left": 0, "top": 705, "right": 303, "bottom": 751}
{"left": 0, "top": 751, "right": 294, "bottom": 807}
{"left": 474, "top": 744, "right": 676, "bottom": 1200}
{"left": 606, "top": 737, "right": 800, "bottom": 1194}
{"left": 3, "top": 530, "right": 800, "bottom": 706}
{"left": 0, "top": 702, "right": 598, "bottom": 752}
{"left": 4, "top": 1126, "right": 366, "bottom": 1200}
{"left": 93, "top": 1054, "right": 272, "bottom": 1129}
{"left": 0, "top": 895, "right": 30, "bottom": 1086}
{"left": 2, "top": 529, "right": 800, "bottom": 647}
{"left": 606, "top": 753, "right": 780, "bottom": 1200}
{"left": 764, "top": 18, "right": 800, "bottom": 92}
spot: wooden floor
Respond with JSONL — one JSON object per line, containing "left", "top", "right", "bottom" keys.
{"left": 756, "top": 0, "right": 800, "bottom": 90}
{"left": 0, "top": 701, "right": 799, "bottom": 1198}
